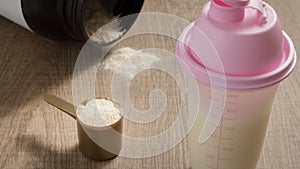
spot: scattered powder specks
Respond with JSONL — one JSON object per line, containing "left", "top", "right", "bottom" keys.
{"left": 89, "top": 28, "right": 125, "bottom": 44}
{"left": 84, "top": 0, "right": 124, "bottom": 43}
{"left": 103, "top": 47, "right": 160, "bottom": 78}
{"left": 77, "top": 99, "right": 121, "bottom": 127}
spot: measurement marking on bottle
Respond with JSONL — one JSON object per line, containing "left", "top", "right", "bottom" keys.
{"left": 209, "top": 133, "right": 235, "bottom": 141}
{"left": 226, "top": 100, "right": 238, "bottom": 104}
{"left": 222, "top": 147, "right": 234, "bottom": 152}
{"left": 216, "top": 115, "right": 224, "bottom": 169}
{"left": 223, "top": 112, "right": 237, "bottom": 117}
{"left": 207, "top": 143, "right": 220, "bottom": 149}
{"left": 224, "top": 127, "right": 236, "bottom": 131}
{"left": 227, "top": 94, "right": 239, "bottom": 99}
{"left": 222, "top": 116, "right": 236, "bottom": 121}
{"left": 217, "top": 126, "right": 236, "bottom": 132}
{"left": 217, "top": 126, "right": 236, "bottom": 131}
{"left": 205, "top": 95, "right": 238, "bottom": 169}
{"left": 206, "top": 146, "right": 235, "bottom": 152}
{"left": 225, "top": 109, "right": 237, "bottom": 113}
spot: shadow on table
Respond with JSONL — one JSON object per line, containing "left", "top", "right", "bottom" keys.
{"left": 0, "top": 17, "right": 85, "bottom": 118}
{"left": 15, "top": 134, "right": 114, "bottom": 169}
{"left": 0, "top": 16, "right": 109, "bottom": 118}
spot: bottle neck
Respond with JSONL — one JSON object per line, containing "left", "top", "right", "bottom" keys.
{"left": 209, "top": 0, "right": 245, "bottom": 23}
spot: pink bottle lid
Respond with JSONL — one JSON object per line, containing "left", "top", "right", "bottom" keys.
{"left": 176, "top": 0, "right": 296, "bottom": 89}
{"left": 222, "top": 0, "right": 250, "bottom": 7}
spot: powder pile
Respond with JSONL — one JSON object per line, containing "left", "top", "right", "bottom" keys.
{"left": 77, "top": 99, "right": 121, "bottom": 127}
{"left": 89, "top": 25, "right": 125, "bottom": 44}
{"left": 103, "top": 47, "right": 160, "bottom": 78}
{"left": 83, "top": 0, "right": 125, "bottom": 43}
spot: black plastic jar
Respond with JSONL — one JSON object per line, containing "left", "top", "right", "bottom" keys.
{"left": 0, "top": 0, "right": 144, "bottom": 41}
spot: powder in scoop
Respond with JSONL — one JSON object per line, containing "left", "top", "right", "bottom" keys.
{"left": 77, "top": 99, "right": 121, "bottom": 127}
{"left": 103, "top": 47, "right": 160, "bottom": 78}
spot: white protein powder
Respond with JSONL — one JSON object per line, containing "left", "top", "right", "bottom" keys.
{"left": 89, "top": 27, "right": 125, "bottom": 44}
{"left": 84, "top": 0, "right": 125, "bottom": 44}
{"left": 77, "top": 99, "right": 121, "bottom": 127}
{"left": 103, "top": 47, "right": 160, "bottom": 78}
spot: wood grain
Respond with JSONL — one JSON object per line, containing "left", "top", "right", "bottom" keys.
{"left": 0, "top": 0, "right": 299, "bottom": 169}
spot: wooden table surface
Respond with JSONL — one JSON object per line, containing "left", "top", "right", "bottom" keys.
{"left": 0, "top": 0, "right": 299, "bottom": 169}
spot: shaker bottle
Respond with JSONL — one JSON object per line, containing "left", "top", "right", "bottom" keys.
{"left": 0, "top": 0, "right": 144, "bottom": 41}
{"left": 176, "top": 0, "right": 297, "bottom": 169}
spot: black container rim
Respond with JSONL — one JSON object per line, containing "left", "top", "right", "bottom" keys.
{"left": 74, "top": 0, "right": 145, "bottom": 42}
{"left": 21, "top": 0, "right": 144, "bottom": 41}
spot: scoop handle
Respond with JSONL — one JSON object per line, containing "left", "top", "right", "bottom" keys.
{"left": 43, "top": 94, "right": 77, "bottom": 119}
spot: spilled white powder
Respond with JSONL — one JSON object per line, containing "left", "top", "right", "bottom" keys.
{"left": 84, "top": 0, "right": 125, "bottom": 44}
{"left": 89, "top": 26, "right": 125, "bottom": 44}
{"left": 103, "top": 47, "right": 160, "bottom": 78}
{"left": 77, "top": 99, "right": 121, "bottom": 127}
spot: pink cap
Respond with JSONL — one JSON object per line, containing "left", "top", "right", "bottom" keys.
{"left": 176, "top": 0, "right": 297, "bottom": 89}
{"left": 222, "top": 0, "right": 250, "bottom": 7}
